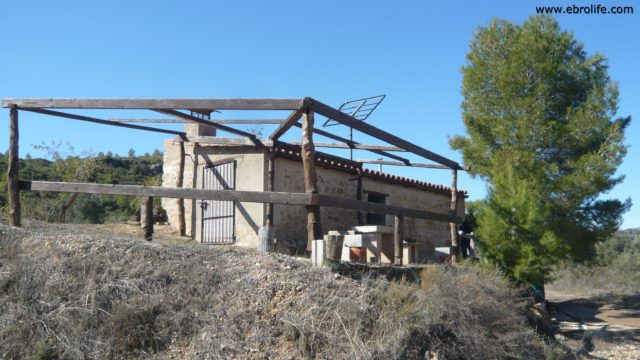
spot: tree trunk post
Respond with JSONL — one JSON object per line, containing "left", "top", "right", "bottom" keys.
{"left": 141, "top": 196, "right": 154, "bottom": 241}
{"left": 301, "top": 108, "right": 322, "bottom": 252}
{"left": 176, "top": 139, "right": 186, "bottom": 236}
{"left": 450, "top": 169, "right": 459, "bottom": 263}
{"left": 258, "top": 150, "right": 276, "bottom": 253}
{"left": 356, "top": 170, "right": 365, "bottom": 226}
{"left": 8, "top": 104, "right": 21, "bottom": 227}
{"left": 325, "top": 234, "right": 344, "bottom": 261}
{"left": 394, "top": 215, "right": 403, "bottom": 265}
{"left": 266, "top": 150, "right": 275, "bottom": 226}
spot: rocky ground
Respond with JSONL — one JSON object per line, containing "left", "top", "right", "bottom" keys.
{"left": 0, "top": 220, "right": 567, "bottom": 359}
{"left": 546, "top": 289, "right": 640, "bottom": 359}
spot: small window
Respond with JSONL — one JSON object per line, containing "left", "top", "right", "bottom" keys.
{"left": 366, "top": 192, "right": 387, "bottom": 225}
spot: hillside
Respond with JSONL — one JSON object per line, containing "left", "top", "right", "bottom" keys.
{"left": 0, "top": 150, "right": 164, "bottom": 224}
{"left": 0, "top": 221, "right": 563, "bottom": 359}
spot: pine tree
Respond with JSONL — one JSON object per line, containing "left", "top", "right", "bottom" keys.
{"left": 451, "top": 15, "right": 630, "bottom": 287}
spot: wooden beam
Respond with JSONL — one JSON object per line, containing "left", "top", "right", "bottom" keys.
{"left": 19, "top": 181, "right": 314, "bottom": 205}
{"left": 394, "top": 215, "right": 404, "bottom": 265}
{"left": 18, "top": 180, "right": 462, "bottom": 223}
{"left": 308, "top": 98, "right": 461, "bottom": 169}
{"left": 177, "top": 140, "right": 186, "bottom": 236}
{"left": 2, "top": 98, "right": 302, "bottom": 110}
{"left": 450, "top": 169, "right": 459, "bottom": 263}
{"left": 356, "top": 171, "right": 364, "bottom": 226}
{"left": 7, "top": 105, "right": 21, "bottom": 227}
{"left": 301, "top": 109, "right": 322, "bottom": 251}
{"left": 108, "top": 118, "right": 287, "bottom": 124}
{"left": 290, "top": 142, "right": 407, "bottom": 152}
{"left": 317, "top": 194, "right": 461, "bottom": 223}
{"left": 265, "top": 151, "right": 275, "bottom": 226}
{"left": 155, "top": 109, "right": 258, "bottom": 142}
{"left": 358, "top": 159, "right": 470, "bottom": 171}
{"left": 187, "top": 137, "right": 273, "bottom": 147}
{"left": 20, "top": 108, "right": 186, "bottom": 136}
{"left": 291, "top": 123, "right": 412, "bottom": 164}
{"left": 269, "top": 100, "right": 307, "bottom": 140}
{"left": 141, "top": 196, "right": 154, "bottom": 241}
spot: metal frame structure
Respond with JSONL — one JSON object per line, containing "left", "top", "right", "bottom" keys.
{"left": 3, "top": 97, "right": 467, "bottom": 263}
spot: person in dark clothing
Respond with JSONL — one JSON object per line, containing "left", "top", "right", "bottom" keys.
{"left": 458, "top": 219, "right": 474, "bottom": 259}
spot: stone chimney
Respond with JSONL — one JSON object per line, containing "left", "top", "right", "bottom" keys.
{"left": 185, "top": 110, "right": 216, "bottom": 138}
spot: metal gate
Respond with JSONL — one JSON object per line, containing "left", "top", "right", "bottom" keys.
{"left": 201, "top": 161, "right": 236, "bottom": 244}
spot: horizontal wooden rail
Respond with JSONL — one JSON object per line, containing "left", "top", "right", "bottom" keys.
{"left": 107, "top": 118, "right": 287, "bottom": 124}
{"left": 290, "top": 142, "right": 407, "bottom": 152}
{"left": 358, "top": 159, "right": 471, "bottom": 171}
{"left": 2, "top": 98, "right": 302, "bottom": 110}
{"left": 155, "top": 109, "right": 258, "bottom": 141}
{"left": 317, "top": 194, "right": 462, "bottom": 223}
{"left": 19, "top": 181, "right": 313, "bottom": 205}
{"left": 18, "top": 180, "right": 460, "bottom": 223}
{"left": 291, "top": 122, "right": 412, "bottom": 164}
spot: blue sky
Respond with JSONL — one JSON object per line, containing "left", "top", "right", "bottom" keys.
{"left": 1, "top": 1, "right": 638, "bottom": 228}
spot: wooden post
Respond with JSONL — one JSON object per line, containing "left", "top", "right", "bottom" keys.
{"left": 258, "top": 150, "right": 275, "bottom": 253}
{"left": 301, "top": 109, "right": 322, "bottom": 252}
{"left": 450, "top": 169, "right": 459, "bottom": 263}
{"left": 325, "top": 234, "right": 344, "bottom": 261}
{"left": 266, "top": 151, "right": 275, "bottom": 226}
{"left": 356, "top": 171, "right": 365, "bottom": 226}
{"left": 394, "top": 215, "right": 403, "bottom": 265}
{"left": 257, "top": 226, "right": 273, "bottom": 252}
{"left": 176, "top": 139, "right": 186, "bottom": 236}
{"left": 8, "top": 104, "right": 21, "bottom": 227}
{"left": 141, "top": 196, "right": 153, "bottom": 241}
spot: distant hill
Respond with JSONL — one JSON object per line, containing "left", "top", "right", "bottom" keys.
{"left": 0, "top": 149, "right": 163, "bottom": 223}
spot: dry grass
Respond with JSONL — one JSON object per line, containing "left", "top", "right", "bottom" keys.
{"left": 0, "top": 220, "right": 564, "bottom": 359}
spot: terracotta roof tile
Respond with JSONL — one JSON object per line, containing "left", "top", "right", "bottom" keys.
{"left": 270, "top": 143, "right": 467, "bottom": 196}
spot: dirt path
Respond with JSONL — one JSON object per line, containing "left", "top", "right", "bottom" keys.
{"left": 546, "top": 289, "right": 640, "bottom": 359}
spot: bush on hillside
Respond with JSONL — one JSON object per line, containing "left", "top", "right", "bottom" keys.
{"left": 0, "top": 221, "right": 565, "bottom": 359}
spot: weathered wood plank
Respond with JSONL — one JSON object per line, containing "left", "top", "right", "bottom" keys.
{"left": 308, "top": 98, "right": 461, "bottom": 169}
{"left": 301, "top": 109, "right": 322, "bottom": 251}
{"left": 394, "top": 215, "right": 404, "bottom": 265}
{"left": 19, "top": 181, "right": 314, "bottom": 205}
{"left": 269, "top": 100, "right": 307, "bottom": 140}
{"left": 185, "top": 137, "right": 273, "bottom": 147}
{"left": 2, "top": 98, "right": 302, "bottom": 110}
{"left": 177, "top": 140, "right": 186, "bottom": 236}
{"left": 8, "top": 105, "right": 21, "bottom": 227}
{"left": 291, "top": 122, "right": 412, "bottom": 164}
{"left": 357, "top": 159, "right": 470, "bottom": 171}
{"left": 356, "top": 171, "right": 364, "bottom": 226}
{"left": 155, "top": 109, "right": 258, "bottom": 141}
{"left": 265, "top": 151, "right": 275, "bottom": 226}
{"left": 325, "top": 234, "right": 343, "bottom": 261}
{"left": 450, "top": 169, "right": 459, "bottom": 263}
{"left": 290, "top": 142, "right": 407, "bottom": 152}
{"left": 108, "top": 118, "right": 286, "bottom": 124}
{"left": 141, "top": 196, "right": 154, "bottom": 241}
{"left": 317, "top": 194, "right": 461, "bottom": 223}
{"left": 20, "top": 108, "right": 186, "bottom": 136}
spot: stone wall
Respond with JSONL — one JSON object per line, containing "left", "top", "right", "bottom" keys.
{"left": 162, "top": 139, "right": 265, "bottom": 248}
{"left": 272, "top": 157, "right": 464, "bottom": 262}
{"left": 360, "top": 177, "right": 465, "bottom": 260}
{"left": 162, "top": 139, "right": 465, "bottom": 260}
{"left": 272, "top": 158, "right": 359, "bottom": 246}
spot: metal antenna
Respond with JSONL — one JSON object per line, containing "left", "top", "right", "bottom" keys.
{"left": 322, "top": 95, "right": 386, "bottom": 160}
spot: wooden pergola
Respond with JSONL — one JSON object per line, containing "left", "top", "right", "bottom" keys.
{"left": 3, "top": 97, "right": 467, "bottom": 263}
